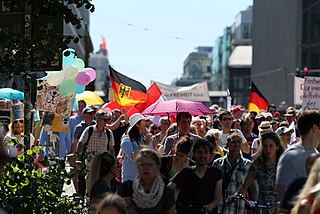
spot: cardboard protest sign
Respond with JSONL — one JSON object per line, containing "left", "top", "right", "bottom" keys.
{"left": 37, "top": 80, "right": 75, "bottom": 132}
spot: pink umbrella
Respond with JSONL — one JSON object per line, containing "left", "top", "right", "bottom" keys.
{"left": 142, "top": 99, "right": 213, "bottom": 116}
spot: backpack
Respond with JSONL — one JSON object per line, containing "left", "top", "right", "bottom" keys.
{"left": 80, "top": 126, "right": 111, "bottom": 162}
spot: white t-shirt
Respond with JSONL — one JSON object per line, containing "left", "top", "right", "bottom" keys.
{"left": 220, "top": 129, "right": 247, "bottom": 147}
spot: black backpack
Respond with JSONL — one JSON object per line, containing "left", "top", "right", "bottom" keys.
{"left": 80, "top": 126, "right": 111, "bottom": 162}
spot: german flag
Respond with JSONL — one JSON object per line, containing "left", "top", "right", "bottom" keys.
{"left": 109, "top": 66, "right": 148, "bottom": 106}
{"left": 248, "top": 82, "right": 270, "bottom": 113}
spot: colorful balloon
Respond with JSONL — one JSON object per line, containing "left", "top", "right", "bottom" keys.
{"left": 62, "top": 48, "right": 77, "bottom": 67}
{"left": 75, "top": 71, "right": 91, "bottom": 86}
{"left": 75, "top": 84, "right": 85, "bottom": 94}
{"left": 83, "top": 68, "right": 96, "bottom": 81}
{"left": 47, "top": 71, "right": 64, "bottom": 86}
{"left": 59, "top": 79, "right": 76, "bottom": 96}
{"left": 63, "top": 66, "right": 78, "bottom": 79}
{"left": 73, "top": 58, "right": 85, "bottom": 72}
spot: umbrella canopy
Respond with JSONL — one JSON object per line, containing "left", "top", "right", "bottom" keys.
{"left": 0, "top": 88, "right": 24, "bottom": 100}
{"left": 142, "top": 99, "right": 213, "bottom": 116}
{"left": 76, "top": 91, "right": 104, "bottom": 106}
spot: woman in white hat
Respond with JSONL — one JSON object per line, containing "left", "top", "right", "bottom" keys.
{"left": 120, "top": 113, "right": 151, "bottom": 182}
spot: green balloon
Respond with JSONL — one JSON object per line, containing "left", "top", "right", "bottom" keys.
{"left": 73, "top": 58, "right": 85, "bottom": 72}
{"left": 59, "top": 79, "right": 76, "bottom": 96}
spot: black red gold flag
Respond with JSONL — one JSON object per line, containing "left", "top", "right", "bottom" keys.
{"left": 248, "top": 82, "right": 270, "bottom": 113}
{"left": 109, "top": 66, "right": 148, "bottom": 106}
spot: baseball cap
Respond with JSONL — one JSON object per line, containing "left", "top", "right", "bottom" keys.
{"left": 275, "top": 126, "right": 294, "bottom": 136}
{"left": 232, "top": 106, "right": 245, "bottom": 113}
{"left": 82, "top": 106, "right": 95, "bottom": 114}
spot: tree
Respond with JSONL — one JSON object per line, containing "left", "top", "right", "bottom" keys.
{"left": 0, "top": 0, "right": 95, "bottom": 151}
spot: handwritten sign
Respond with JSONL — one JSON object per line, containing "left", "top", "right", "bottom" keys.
{"left": 294, "top": 76, "right": 304, "bottom": 106}
{"left": 302, "top": 76, "right": 320, "bottom": 110}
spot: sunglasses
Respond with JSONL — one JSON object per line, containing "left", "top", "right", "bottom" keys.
{"left": 99, "top": 117, "right": 112, "bottom": 122}
{"left": 222, "top": 118, "right": 232, "bottom": 121}
{"left": 14, "top": 119, "right": 24, "bottom": 124}
{"left": 86, "top": 112, "right": 95, "bottom": 115}
{"left": 153, "top": 127, "right": 161, "bottom": 131}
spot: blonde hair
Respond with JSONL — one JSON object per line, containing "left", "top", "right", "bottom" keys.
{"left": 87, "top": 152, "right": 116, "bottom": 196}
{"left": 96, "top": 193, "right": 128, "bottom": 214}
{"left": 292, "top": 158, "right": 320, "bottom": 213}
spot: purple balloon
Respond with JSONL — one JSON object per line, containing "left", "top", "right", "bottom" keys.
{"left": 75, "top": 72, "right": 91, "bottom": 86}
{"left": 83, "top": 68, "right": 96, "bottom": 81}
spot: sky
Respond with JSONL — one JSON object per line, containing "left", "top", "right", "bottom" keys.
{"left": 90, "top": 0, "right": 253, "bottom": 88}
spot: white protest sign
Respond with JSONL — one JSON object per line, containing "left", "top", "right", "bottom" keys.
{"left": 294, "top": 76, "right": 304, "bottom": 106}
{"left": 302, "top": 76, "right": 320, "bottom": 110}
{"left": 153, "top": 81, "right": 210, "bottom": 102}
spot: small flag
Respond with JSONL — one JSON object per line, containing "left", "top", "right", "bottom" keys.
{"left": 248, "top": 82, "right": 270, "bottom": 113}
{"left": 109, "top": 66, "right": 148, "bottom": 106}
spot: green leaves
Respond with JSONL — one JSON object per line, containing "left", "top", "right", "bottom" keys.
{"left": 0, "top": 146, "right": 88, "bottom": 213}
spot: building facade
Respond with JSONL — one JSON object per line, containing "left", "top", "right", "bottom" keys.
{"left": 251, "top": 0, "right": 302, "bottom": 108}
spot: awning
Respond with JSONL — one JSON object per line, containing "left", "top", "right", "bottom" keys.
{"left": 228, "top": 46, "right": 252, "bottom": 68}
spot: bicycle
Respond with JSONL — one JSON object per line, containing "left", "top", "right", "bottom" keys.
{"left": 232, "top": 193, "right": 271, "bottom": 214}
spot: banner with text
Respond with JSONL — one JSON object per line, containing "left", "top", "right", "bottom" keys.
{"left": 294, "top": 76, "right": 304, "bottom": 106}
{"left": 302, "top": 76, "right": 320, "bottom": 110}
{"left": 153, "top": 81, "right": 210, "bottom": 102}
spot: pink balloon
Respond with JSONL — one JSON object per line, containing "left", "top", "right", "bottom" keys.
{"left": 83, "top": 68, "right": 96, "bottom": 82}
{"left": 75, "top": 71, "right": 91, "bottom": 86}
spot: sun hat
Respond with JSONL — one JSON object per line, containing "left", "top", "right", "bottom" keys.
{"left": 128, "top": 113, "right": 146, "bottom": 133}
{"left": 275, "top": 126, "right": 294, "bottom": 136}
{"left": 262, "top": 112, "right": 273, "bottom": 118}
{"left": 284, "top": 109, "right": 296, "bottom": 117}
{"left": 258, "top": 121, "right": 272, "bottom": 132}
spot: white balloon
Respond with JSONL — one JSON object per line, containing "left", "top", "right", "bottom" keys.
{"left": 63, "top": 66, "right": 78, "bottom": 79}
{"left": 47, "top": 71, "right": 64, "bottom": 86}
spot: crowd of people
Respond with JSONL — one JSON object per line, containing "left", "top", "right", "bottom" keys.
{"left": 1, "top": 98, "right": 320, "bottom": 214}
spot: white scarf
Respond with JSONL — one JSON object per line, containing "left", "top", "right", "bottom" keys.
{"left": 132, "top": 174, "right": 165, "bottom": 209}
